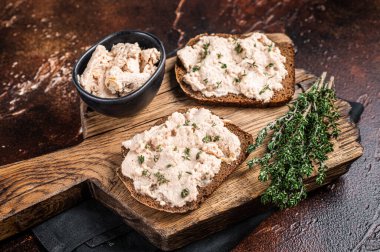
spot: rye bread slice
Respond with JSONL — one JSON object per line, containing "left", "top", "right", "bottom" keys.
{"left": 117, "top": 108, "right": 253, "bottom": 213}
{"left": 175, "top": 33, "right": 295, "bottom": 107}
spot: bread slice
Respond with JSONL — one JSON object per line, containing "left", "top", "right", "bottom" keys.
{"left": 117, "top": 108, "right": 253, "bottom": 213}
{"left": 175, "top": 33, "right": 295, "bottom": 107}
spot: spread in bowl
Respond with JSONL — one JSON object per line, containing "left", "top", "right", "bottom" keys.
{"left": 72, "top": 30, "right": 166, "bottom": 117}
{"left": 78, "top": 42, "right": 161, "bottom": 98}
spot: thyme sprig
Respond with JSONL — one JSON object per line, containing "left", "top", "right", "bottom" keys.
{"left": 247, "top": 72, "right": 340, "bottom": 209}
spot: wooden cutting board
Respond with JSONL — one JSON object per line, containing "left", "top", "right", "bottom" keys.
{"left": 0, "top": 35, "right": 363, "bottom": 250}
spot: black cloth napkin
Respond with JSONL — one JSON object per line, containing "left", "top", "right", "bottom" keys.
{"left": 348, "top": 101, "right": 363, "bottom": 123}
{"left": 33, "top": 199, "right": 273, "bottom": 252}
{"left": 33, "top": 102, "right": 363, "bottom": 252}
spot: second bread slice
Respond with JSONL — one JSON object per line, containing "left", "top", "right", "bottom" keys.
{"left": 175, "top": 33, "right": 295, "bottom": 107}
{"left": 117, "top": 108, "right": 253, "bottom": 213}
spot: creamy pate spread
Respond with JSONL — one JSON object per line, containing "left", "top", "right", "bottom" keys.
{"left": 177, "top": 33, "right": 287, "bottom": 102}
{"left": 78, "top": 43, "right": 160, "bottom": 98}
{"left": 121, "top": 108, "right": 241, "bottom": 207}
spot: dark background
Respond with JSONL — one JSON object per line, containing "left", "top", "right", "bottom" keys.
{"left": 0, "top": 0, "right": 379, "bottom": 251}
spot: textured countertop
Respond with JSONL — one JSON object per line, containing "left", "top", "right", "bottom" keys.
{"left": 0, "top": 0, "right": 379, "bottom": 251}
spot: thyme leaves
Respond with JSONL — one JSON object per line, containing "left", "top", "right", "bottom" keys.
{"left": 234, "top": 43, "right": 243, "bottom": 54}
{"left": 202, "top": 42, "right": 210, "bottom": 59}
{"left": 182, "top": 147, "right": 191, "bottom": 160}
{"left": 181, "top": 188, "right": 190, "bottom": 198}
{"left": 247, "top": 73, "right": 339, "bottom": 209}
{"left": 154, "top": 172, "right": 170, "bottom": 185}
{"left": 202, "top": 135, "right": 220, "bottom": 143}
{"left": 138, "top": 155, "right": 145, "bottom": 164}
{"left": 192, "top": 66, "right": 200, "bottom": 72}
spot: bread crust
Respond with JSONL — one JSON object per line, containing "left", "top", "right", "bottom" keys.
{"left": 117, "top": 108, "right": 253, "bottom": 213}
{"left": 174, "top": 33, "right": 295, "bottom": 107}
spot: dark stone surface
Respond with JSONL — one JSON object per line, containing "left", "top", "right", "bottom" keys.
{"left": 0, "top": 0, "right": 379, "bottom": 251}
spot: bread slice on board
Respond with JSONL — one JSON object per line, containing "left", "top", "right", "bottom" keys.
{"left": 175, "top": 33, "right": 295, "bottom": 107}
{"left": 117, "top": 108, "right": 253, "bottom": 213}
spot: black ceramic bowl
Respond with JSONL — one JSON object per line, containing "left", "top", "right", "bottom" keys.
{"left": 72, "top": 30, "right": 166, "bottom": 117}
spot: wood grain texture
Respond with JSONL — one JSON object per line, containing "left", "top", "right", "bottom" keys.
{"left": 0, "top": 35, "right": 363, "bottom": 250}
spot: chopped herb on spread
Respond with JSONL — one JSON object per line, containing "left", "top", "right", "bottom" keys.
{"left": 153, "top": 154, "right": 159, "bottom": 162}
{"left": 202, "top": 42, "right": 210, "bottom": 59}
{"left": 248, "top": 61, "right": 257, "bottom": 68}
{"left": 234, "top": 77, "right": 241, "bottom": 83}
{"left": 268, "top": 43, "right": 273, "bottom": 52}
{"left": 142, "top": 169, "right": 151, "bottom": 177}
{"left": 182, "top": 147, "right": 191, "bottom": 160}
{"left": 217, "top": 53, "right": 222, "bottom": 59}
{"left": 178, "top": 171, "right": 182, "bottom": 180}
{"left": 266, "top": 63, "right": 274, "bottom": 68}
{"left": 219, "top": 62, "right": 227, "bottom": 69}
{"left": 186, "top": 171, "right": 192, "bottom": 175}
{"left": 154, "top": 172, "right": 170, "bottom": 185}
{"left": 203, "top": 135, "right": 220, "bottom": 143}
{"left": 138, "top": 155, "right": 145, "bottom": 164}
{"left": 192, "top": 66, "right": 200, "bottom": 72}
{"left": 166, "top": 164, "right": 173, "bottom": 168}
{"left": 212, "top": 122, "right": 216, "bottom": 127}
{"left": 184, "top": 119, "right": 190, "bottom": 126}
{"left": 235, "top": 43, "right": 243, "bottom": 54}
{"left": 259, "top": 84, "right": 271, "bottom": 95}
{"left": 196, "top": 151, "right": 202, "bottom": 160}
{"left": 156, "top": 145, "right": 163, "bottom": 152}
{"left": 202, "top": 135, "right": 212, "bottom": 143}
{"left": 216, "top": 81, "right": 222, "bottom": 88}
{"left": 192, "top": 123, "right": 199, "bottom": 130}
{"left": 174, "top": 146, "right": 178, "bottom": 151}
{"left": 203, "top": 78, "right": 208, "bottom": 83}
{"left": 181, "top": 188, "right": 190, "bottom": 198}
